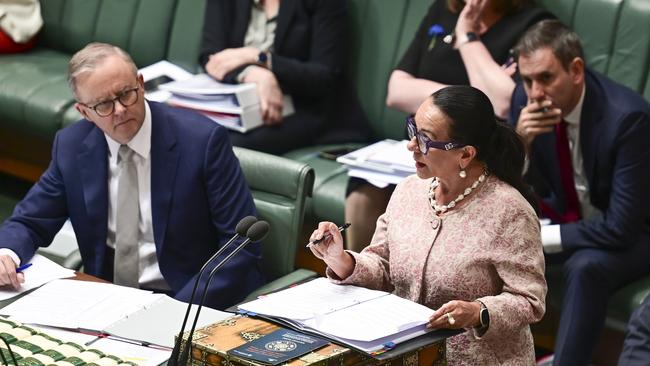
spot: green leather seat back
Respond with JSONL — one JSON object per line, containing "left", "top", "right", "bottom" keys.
{"left": 536, "top": 0, "right": 577, "bottom": 24}
{"left": 347, "top": 0, "right": 410, "bottom": 139}
{"left": 378, "top": 0, "right": 433, "bottom": 141}
{"left": 233, "top": 147, "right": 315, "bottom": 281}
{"left": 606, "top": 0, "right": 650, "bottom": 94}
{"left": 572, "top": 0, "right": 622, "bottom": 73}
{"left": 166, "top": 0, "right": 206, "bottom": 73}
{"left": 39, "top": 0, "right": 177, "bottom": 67}
{"left": 0, "top": 50, "right": 73, "bottom": 138}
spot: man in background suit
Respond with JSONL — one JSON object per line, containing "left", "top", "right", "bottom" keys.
{"left": 619, "top": 294, "right": 650, "bottom": 365}
{"left": 0, "top": 42, "right": 264, "bottom": 310}
{"left": 509, "top": 20, "right": 650, "bottom": 366}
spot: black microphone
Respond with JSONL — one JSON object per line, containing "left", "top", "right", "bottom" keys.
{"left": 0, "top": 334, "right": 17, "bottom": 365}
{"left": 168, "top": 216, "right": 258, "bottom": 365}
{"left": 178, "top": 220, "right": 270, "bottom": 365}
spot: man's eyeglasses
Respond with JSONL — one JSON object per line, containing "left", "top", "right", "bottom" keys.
{"left": 406, "top": 116, "right": 467, "bottom": 154}
{"left": 81, "top": 86, "right": 140, "bottom": 117}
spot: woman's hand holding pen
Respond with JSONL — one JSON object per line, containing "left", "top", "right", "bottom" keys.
{"left": 309, "top": 222, "right": 355, "bottom": 279}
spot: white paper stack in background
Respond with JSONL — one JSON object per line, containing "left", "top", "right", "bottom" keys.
{"left": 337, "top": 139, "right": 415, "bottom": 188}
{"left": 159, "top": 73, "right": 294, "bottom": 133}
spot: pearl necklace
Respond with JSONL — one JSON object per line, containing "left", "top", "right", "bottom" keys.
{"left": 428, "top": 170, "right": 489, "bottom": 214}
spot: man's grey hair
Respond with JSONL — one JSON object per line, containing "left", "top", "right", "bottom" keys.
{"left": 68, "top": 42, "right": 138, "bottom": 97}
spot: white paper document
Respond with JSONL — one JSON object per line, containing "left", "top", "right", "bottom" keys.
{"left": 337, "top": 140, "right": 415, "bottom": 187}
{"left": 0, "top": 279, "right": 231, "bottom": 348}
{"left": 238, "top": 278, "right": 435, "bottom": 353}
{"left": 0, "top": 253, "right": 75, "bottom": 301}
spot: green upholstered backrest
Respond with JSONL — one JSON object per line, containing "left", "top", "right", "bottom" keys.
{"left": 166, "top": 0, "right": 206, "bottom": 73}
{"left": 537, "top": 0, "right": 650, "bottom": 101}
{"left": 38, "top": 0, "right": 177, "bottom": 67}
{"left": 346, "top": 0, "right": 409, "bottom": 140}
{"left": 233, "top": 148, "right": 315, "bottom": 281}
{"left": 377, "top": 0, "right": 433, "bottom": 140}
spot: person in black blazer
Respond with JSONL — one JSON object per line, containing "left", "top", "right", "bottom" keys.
{"left": 199, "top": 0, "right": 370, "bottom": 154}
{"left": 509, "top": 20, "right": 650, "bottom": 366}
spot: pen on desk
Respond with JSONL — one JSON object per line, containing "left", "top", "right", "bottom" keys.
{"left": 306, "top": 223, "right": 351, "bottom": 248}
{"left": 15, "top": 263, "right": 32, "bottom": 273}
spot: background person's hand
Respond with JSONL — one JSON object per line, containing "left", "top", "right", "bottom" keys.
{"left": 455, "top": 0, "right": 487, "bottom": 36}
{"left": 243, "top": 66, "right": 284, "bottom": 125}
{"left": 0, "top": 255, "right": 23, "bottom": 289}
{"left": 205, "top": 47, "right": 259, "bottom": 80}
{"left": 427, "top": 300, "right": 481, "bottom": 330}
{"left": 516, "top": 99, "right": 562, "bottom": 146}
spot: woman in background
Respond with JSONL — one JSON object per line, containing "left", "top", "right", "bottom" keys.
{"left": 345, "top": 0, "right": 552, "bottom": 251}
{"left": 312, "top": 86, "right": 546, "bottom": 365}
{"left": 200, "top": 0, "right": 370, "bottom": 154}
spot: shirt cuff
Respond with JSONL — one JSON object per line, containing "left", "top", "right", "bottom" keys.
{"left": 0, "top": 248, "right": 21, "bottom": 266}
{"left": 541, "top": 224, "right": 563, "bottom": 253}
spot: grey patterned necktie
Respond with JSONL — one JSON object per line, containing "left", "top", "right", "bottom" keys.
{"left": 114, "top": 145, "right": 140, "bottom": 288}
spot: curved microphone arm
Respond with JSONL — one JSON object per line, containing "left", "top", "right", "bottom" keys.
{"left": 168, "top": 216, "right": 257, "bottom": 366}
{"left": 178, "top": 221, "right": 269, "bottom": 365}
{"left": 0, "top": 335, "right": 18, "bottom": 365}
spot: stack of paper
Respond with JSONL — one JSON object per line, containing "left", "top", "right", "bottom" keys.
{"left": 238, "top": 278, "right": 435, "bottom": 354}
{"left": 159, "top": 73, "right": 294, "bottom": 133}
{"left": 0, "top": 253, "right": 75, "bottom": 301}
{"left": 337, "top": 139, "right": 415, "bottom": 188}
{"left": 0, "top": 279, "right": 232, "bottom": 349}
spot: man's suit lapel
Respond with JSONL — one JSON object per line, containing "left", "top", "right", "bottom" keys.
{"left": 274, "top": 0, "right": 297, "bottom": 50}
{"left": 580, "top": 71, "right": 604, "bottom": 188}
{"left": 78, "top": 127, "right": 109, "bottom": 272}
{"left": 150, "top": 103, "right": 179, "bottom": 253}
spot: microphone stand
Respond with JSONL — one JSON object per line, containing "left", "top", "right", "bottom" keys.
{"left": 177, "top": 221, "right": 269, "bottom": 365}
{"left": 0, "top": 335, "right": 17, "bottom": 365}
{"left": 168, "top": 216, "right": 257, "bottom": 365}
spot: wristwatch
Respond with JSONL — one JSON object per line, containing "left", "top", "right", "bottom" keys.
{"left": 456, "top": 31, "right": 479, "bottom": 48}
{"left": 476, "top": 300, "right": 490, "bottom": 328}
{"left": 257, "top": 51, "right": 269, "bottom": 68}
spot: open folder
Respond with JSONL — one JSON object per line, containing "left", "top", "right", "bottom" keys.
{"left": 237, "top": 278, "right": 438, "bottom": 355}
{"left": 0, "top": 279, "right": 231, "bottom": 349}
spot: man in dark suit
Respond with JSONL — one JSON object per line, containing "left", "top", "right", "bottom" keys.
{"left": 619, "top": 294, "right": 650, "bottom": 365}
{"left": 199, "top": 0, "right": 370, "bottom": 154}
{"left": 509, "top": 20, "right": 650, "bottom": 366}
{"left": 0, "top": 43, "right": 264, "bottom": 310}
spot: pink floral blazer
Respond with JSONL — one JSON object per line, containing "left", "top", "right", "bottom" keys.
{"left": 329, "top": 175, "right": 547, "bottom": 365}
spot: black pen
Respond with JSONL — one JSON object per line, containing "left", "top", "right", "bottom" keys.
{"left": 306, "top": 223, "right": 351, "bottom": 248}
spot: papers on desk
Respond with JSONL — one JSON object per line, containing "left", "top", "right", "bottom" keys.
{"left": 0, "top": 279, "right": 231, "bottom": 349}
{"left": 139, "top": 60, "right": 194, "bottom": 102}
{"left": 337, "top": 139, "right": 415, "bottom": 188}
{"left": 0, "top": 253, "right": 75, "bottom": 301}
{"left": 238, "top": 278, "right": 435, "bottom": 354}
{"left": 30, "top": 325, "right": 171, "bottom": 366}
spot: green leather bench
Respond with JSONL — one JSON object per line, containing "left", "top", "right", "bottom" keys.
{"left": 1, "top": 0, "right": 649, "bottom": 339}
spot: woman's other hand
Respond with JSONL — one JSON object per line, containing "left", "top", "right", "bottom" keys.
{"left": 243, "top": 66, "right": 284, "bottom": 125}
{"left": 309, "top": 221, "right": 355, "bottom": 279}
{"left": 205, "top": 47, "right": 259, "bottom": 80}
{"left": 427, "top": 300, "right": 481, "bottom": 329}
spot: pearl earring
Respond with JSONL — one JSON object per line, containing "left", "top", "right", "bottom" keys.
{"left": 459, "top": 169, "right": 467, "bottom": 178}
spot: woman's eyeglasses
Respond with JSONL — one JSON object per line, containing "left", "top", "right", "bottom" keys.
{"left": 406, "top": 116, "right": 466, "bottom": 154}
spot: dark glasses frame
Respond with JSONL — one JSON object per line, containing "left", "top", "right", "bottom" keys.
{"left": 406, "top": 116, "right": 467, "bottom": 154}
{"left": 80, "top": 86, "right": 140, "bottom": 117}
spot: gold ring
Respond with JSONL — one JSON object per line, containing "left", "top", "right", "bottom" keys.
{"left": 446, "top": 312, "right": 456, "bottom": 325}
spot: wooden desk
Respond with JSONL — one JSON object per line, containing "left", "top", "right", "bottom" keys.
{"left": 186, "top": 315, "right": 447, "bottom": 366}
